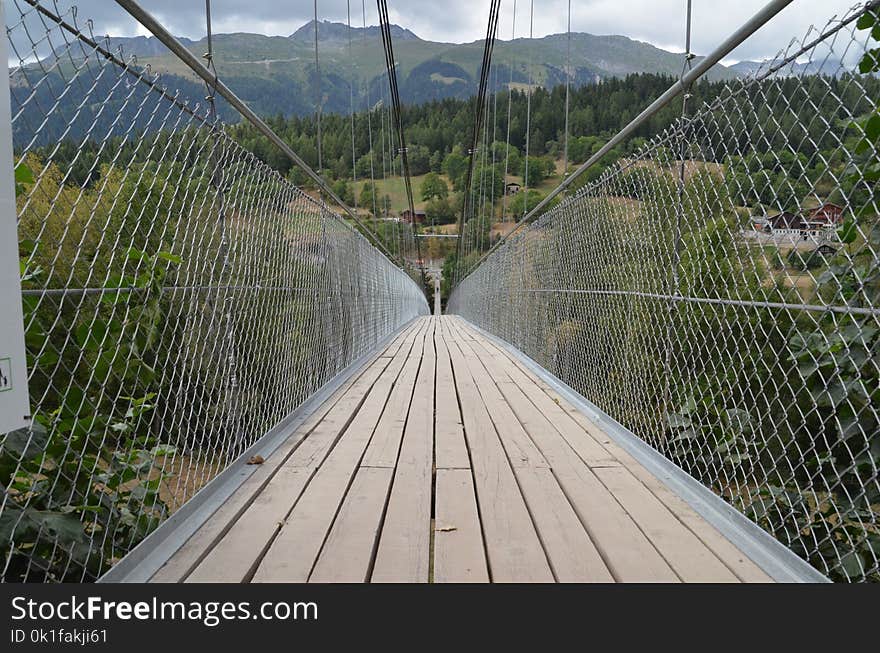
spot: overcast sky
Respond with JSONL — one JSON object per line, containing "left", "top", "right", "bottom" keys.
{"left": 13, "top": 1, "right": 867, "bottom": 63}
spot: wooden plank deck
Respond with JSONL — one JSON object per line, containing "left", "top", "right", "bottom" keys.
{"left": 152, "top": 315, "right": 773, "bottom": 583}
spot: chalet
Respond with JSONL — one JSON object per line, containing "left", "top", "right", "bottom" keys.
{"left": 805, "top": 202, "right": 844, "bottom": 227}
{"left": 401, "top": 208, "right": 427, "bottom": 224}
{"left": 761, "top": 210, "right": 836, "bottom": 242}
{"left": 749, "top": 203, "right": 845, "bottom": 237}
{"left": 505, "top": 182, "right": 522, "bottom": 196}
{"left": 768, "top": 211, "right": 805, "bottom": 233}
{"left": 814, "top": 243, "right": 839, "bottom": 257}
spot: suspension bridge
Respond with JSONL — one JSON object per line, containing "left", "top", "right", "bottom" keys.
{"left": 1, "top": 0, "right": 878, "bottom": 584}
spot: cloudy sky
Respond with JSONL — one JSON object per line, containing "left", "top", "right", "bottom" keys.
{"left": 13, "top": 0, "right": 866, "bottom": 62}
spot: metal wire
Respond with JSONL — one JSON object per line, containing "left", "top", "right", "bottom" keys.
{"left": 451, "top": 2, "right": 880, "bottom": 582}
{"left": 1, "top": 0, "right": 428, "bottom": 582}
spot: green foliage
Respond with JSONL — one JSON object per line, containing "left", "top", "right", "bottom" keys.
{"left": 14, "top": 162, "right": 34, "bottom": 196}
{"left": 442, "top": 151, "right": 469, "bottom": 191}
{"left": 420, "top": 172, "right": 448, "bottom": 201}
{"left": 359, "top": 182, "right": 379, "bottom": 213}
{"left": 520, "top": 156, "right": 555, "bottom": 186}
{"left": 786, "top": 247, "right": 825, "bottom": 272}
{"left": 508, "top": 189, "right": 546, "bottom": 217}
{"left": 331, "top": 178, "right": 355, "bottom": 206}
{"left": 4, "top": 233, "right": 179, "bottom": 580}
{"left": 425, "top": 196, "right": 456, "bottom": 225}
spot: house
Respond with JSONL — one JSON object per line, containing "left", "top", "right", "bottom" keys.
{"left": 401, "top": 209, "right": 426, "bottom": 224}
{"left": 814, "top": 243, "right": 839, "bottom": 257}
{"left": 768, "top": 211, "right": 806, "bottom": 234}
{"left": 806, "top": 202, "right": 844, "bottom": 226}
{"left": 505, "top": 182, "right": 522, "bottom": 196}
{"left": 766, "top": 210, "right": 835, "bottom": 242}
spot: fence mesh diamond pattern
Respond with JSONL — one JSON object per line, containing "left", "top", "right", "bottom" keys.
{"left": 2, "top": 0, "right": 428, "bottom": 582}
{"left": 451, "top": 3, "right": 880, "bottom": 582}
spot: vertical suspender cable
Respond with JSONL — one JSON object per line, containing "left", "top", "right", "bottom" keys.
{"left": 313, "top": 0, "right": 323, "bottom": 174}
{"left": 563, "top": 0, "right": 571, "bottom": 177}
{"left": 362, "top": 0, "right": 379, "bottom": 220}
{"left": 454, "top": 0, "right": 502, "bottom": 283}
{"left": 522, "top": 0, "right": 534, "bottom": 219}
{"left": 662, "top": 0, "right": 694, "bottom": 419}
{"left": 502, "top": 0, "right": 517, "bottom": 224}
{"left": 202, "top": 0, "right": 239, "bottom": 454}
{"left": 348, "top": 0, "right": 357, "bottom": 211}
{"left": 490, "top": 66, "right": 498, "bottom": 225}
{"left": 376, "top": 0, "right": 426, "bottom": 289}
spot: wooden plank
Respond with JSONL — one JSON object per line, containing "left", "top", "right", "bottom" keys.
{"left": 549, "top": 459, "right": 680, "bottom": 582}
{"left": 252, "top": 320, "right": 429, "bottom": 582}
{"left": 186, "top": 466, "right": 313, "bottom": 583}
{"left": 459, "top": 320, "right": 770, "bottom": 583}
{"left": 515, "top": 467, "right": 614, "bottom": 582}
{"left": 596, "top": 437, "right": 772, "bottom": 582}
{"left": 518, "top": 396, "right": 772, "bottom": 582}
{"left": 434, "top": 319, "right": 473, "bottom": 470}
{"left": 152, "top": 322, "right": 418, "bottom": 582}
{"left": 465, "top": 332, "right": 620, "bottom": 468}
{"left": 455, "top": 337, "right": 549, "bottom": 469}
{"left": 196, "top": 320, "right": 427, "bottom": 583}
{"left": 594, "top": 466, "right": 740, "bottom": 582}
{"left": 455, "top": 326, "right": 678, "bottom": 582}
{"left": 370, "top": 321, "right": 437, "bottom": 582}
{"left": 433, "top": 469, "right": 489, "bottom": 583}
{"left": 308, "top": 467, "right": 394, "bottom": 582}
{"left": 444, "top": 332, "right": 554, "bottom": 582}
{"left": 361, "top": 318, "right": 434, "bottom": 468}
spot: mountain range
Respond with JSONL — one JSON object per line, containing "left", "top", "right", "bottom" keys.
{"left": 99, "top": 19, "right": 761, "bottom": 118}
{"left": 11, "top": 19, "right": 849, "bottom": 148}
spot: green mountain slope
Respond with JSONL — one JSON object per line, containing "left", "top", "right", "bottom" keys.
{"left": 103, "top": 19, "right": 739, "bottom": 117}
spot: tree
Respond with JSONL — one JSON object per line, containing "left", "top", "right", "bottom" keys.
{"left": 421, "top": 172, "right": 449, "bottom": 202}
{"left": 520, "top": 156, "right": 554, "bottom": 186}
{"left": 508, "top": 189, "right": 545, "bottom": 217}
{"left": 359, "top": 182, "right": 378, "bottom": 212}
{"left": 426, "top": 197, "right": 456, "bottom": 225}
{"left": 331, "top": 179, "right": 354, "bottom": 206}
{"left": 429, "top": 150, "right": 443, "bottom": 173}
{"left": 355, "top": 153, "right": 374, "bottom": 178}
{"left": 443, "top": 151, "right": 469, "bottom": 191}
{"left": 408, "top": 145, "right": 431, "bottom": 176}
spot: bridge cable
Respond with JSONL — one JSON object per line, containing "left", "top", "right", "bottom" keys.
{"left": 376, "top": 0, "right": 427, "bottom": 288}
{"left": 662, "top": 0, "right": 696, "bottom": 416}
{"left": 347, "top": 0, "right": 358, "bottom": 212}
{"left": 202, "top": 0, "right": 241, "bottom": 454}
{"left": 361, "top": 0, "right": 379, "bottom": 222}
{"left": 479, "top": 73, "right": 492, "bottom": 252}
{"left": 522, "top": 0, "right": 534, "bottom": 220}
{"left": 563, "top": 0, "right": 571, "bottom": 177}
{"left": 313, "top": 0, "right": 323, "bottom": 175}
{"left": 453, "top": 0, "right": 502, "bottom": 284}
{"left": 490, "top": 65, "right": 498, "bottom": 225}
{"left": 501, "top": 0, "right": 517, "bottom": 224}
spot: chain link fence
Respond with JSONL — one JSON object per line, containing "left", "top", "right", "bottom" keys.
{"left": 451, "top": 2, "right": 880, "bottom": 582}
{"left": 1, "top": 0, "right": 428, "bottom": 582}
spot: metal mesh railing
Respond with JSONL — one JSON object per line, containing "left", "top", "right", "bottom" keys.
{"left": 450, "top": 3, "right": 880, "bottom": 582}
{"left": 1, "top": 0, "right": 428, "bottom": 582}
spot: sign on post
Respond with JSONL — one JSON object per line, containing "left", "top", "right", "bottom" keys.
{"left": 0, "top": 1, "right": 31, "bottom": 433}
